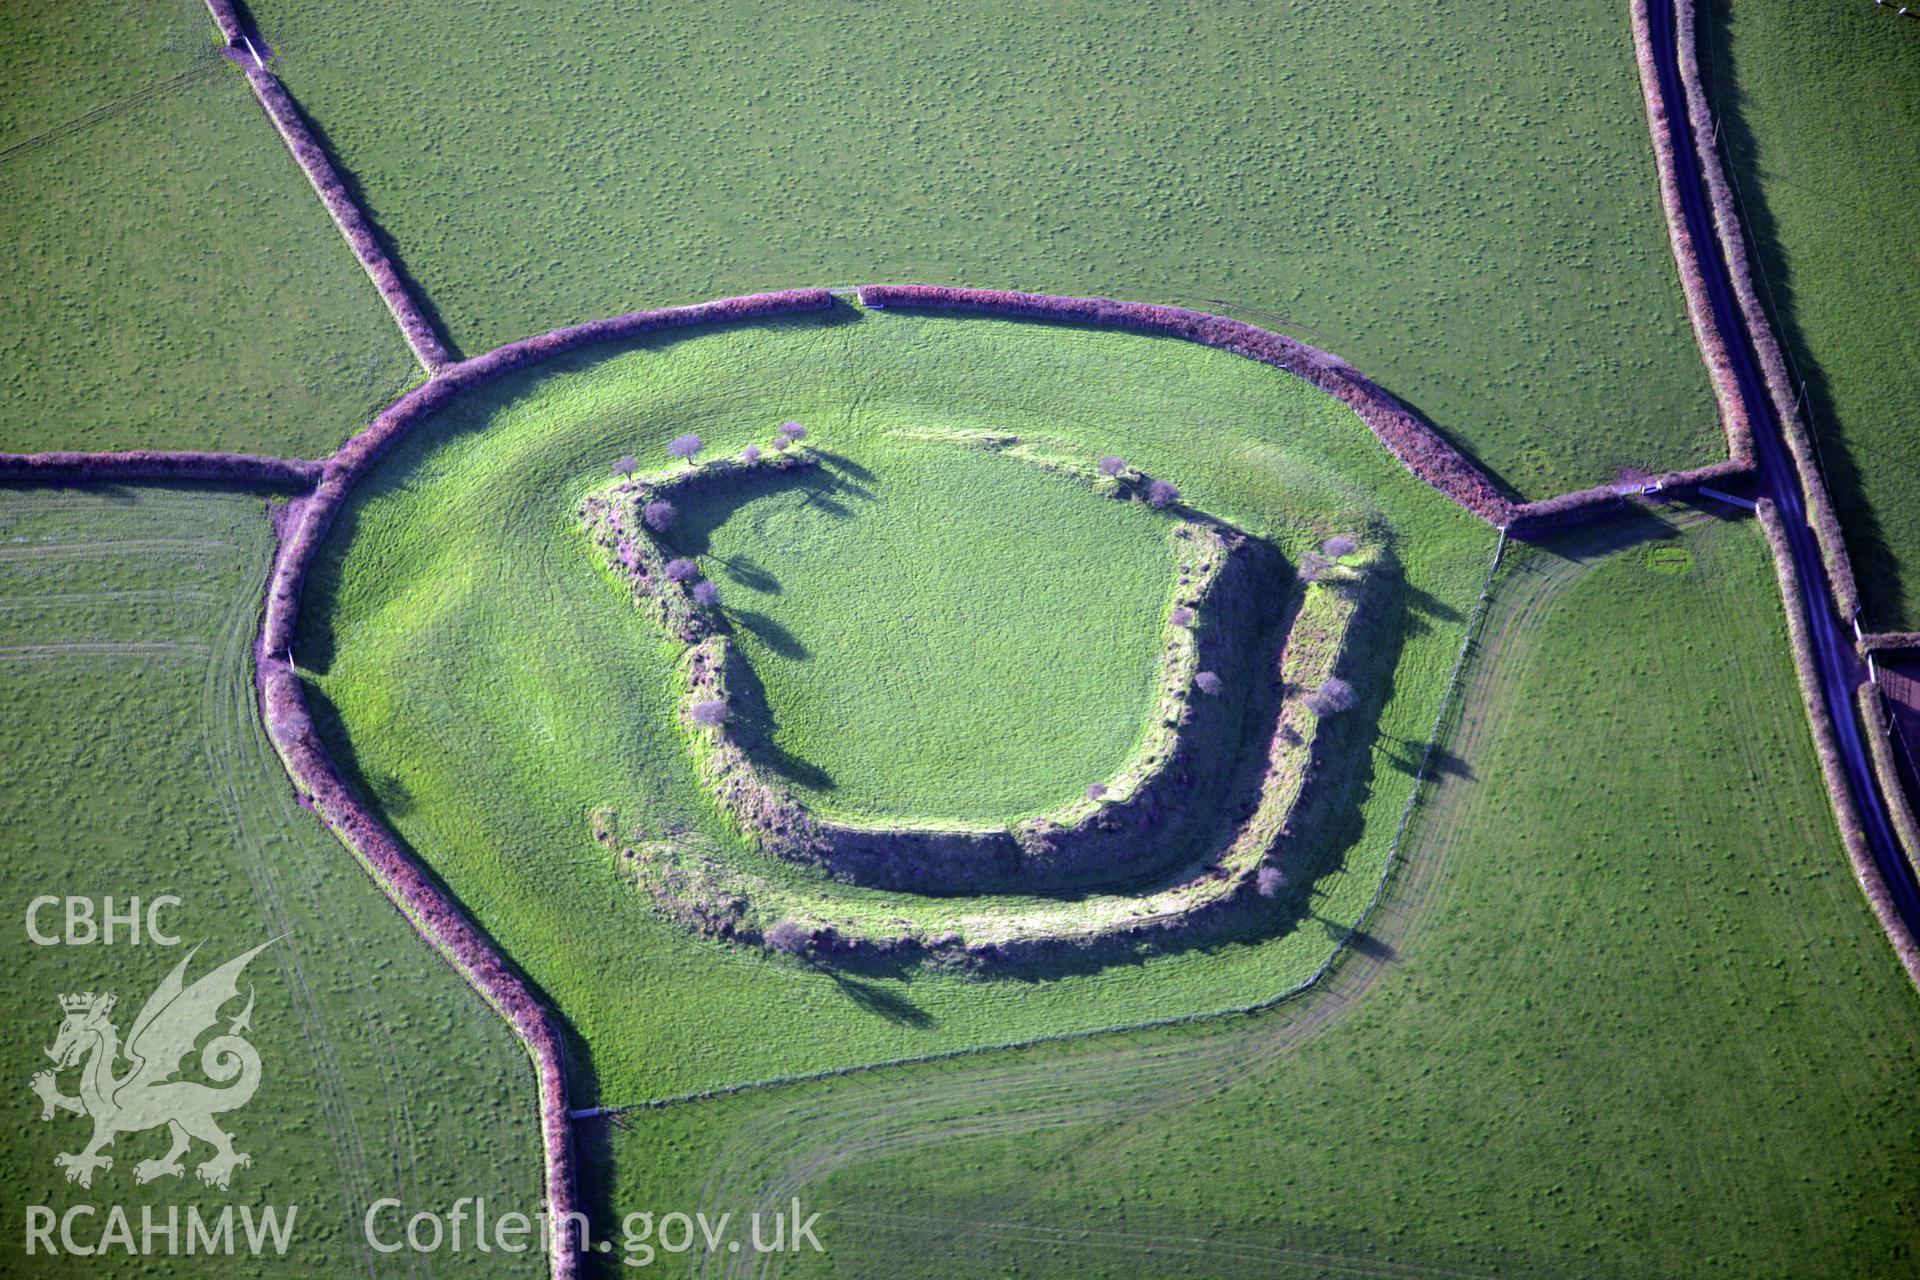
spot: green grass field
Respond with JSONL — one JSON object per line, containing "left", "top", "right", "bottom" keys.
{"left": 667, "top": 438, "right": 1180, "bottom": 823}
{"left": 244, "top": 0, "right": 1720, "bottom": 498}
{"left": 0, "top": 486, "right": 542, "bottom": 1277}
{"left": 608, "top": 513, "right": 1920, "bottom": 1278}
{"left": 7, "top": 4, "right": 1916, "bottom": 1276}
{"left": 1699, "top": 1, "right": 1920, "bottom": 629}
{"left": 0, "top": 0, "right": 420, "bottom": 457}
{"left": 298, "top": 305, "right": 1493, "bottom": 1104}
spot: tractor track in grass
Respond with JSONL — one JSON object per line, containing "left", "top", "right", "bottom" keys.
{"left": 6, "top": 493, "right": 396, "bottom": 1277}
{"left": 817, "top": 1207, "right": 1498, "bottom": 1280}
{"left": 685, "top": 521, "right": 1654, "bottom": 1278}
{"left": 0, "top": 56, "right": 226, "bottom": 168}
{"left": 0, "top": 639, "right": 210, "bottom": 662}
{"left": 198, "top": 528, "right": 400, "bottom": 1278}
{"left": 1, "top": 488, "right": 543, "bottom": 1277}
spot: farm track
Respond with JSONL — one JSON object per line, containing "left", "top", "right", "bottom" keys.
{"left": 0, "top": 640, "right": 209, "bottom": 661}
{"left": 0, "top": 536, "right": 237, "bottom": 564}
{"left": 819, "top": 1207, "right": 1498, "bottom": 1280}
{"left": 687, "top": 521, "right": 1636, "bottom": 1278}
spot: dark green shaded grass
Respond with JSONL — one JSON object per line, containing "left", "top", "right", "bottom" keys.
{"left": 671, "top": 440, "right": 1177, "bottom": 823}
{"left": 609, "top": 515, "right": 1920, "bottom": 1278}
{"left": 301, "top": 307, "right": 1491, "bottom": 1103}
{"left": 1700, "top": 0, "right": 1920, "bottom": 628}
{"left": 0, "top": 487, "right": 541, "bottom": 1278}
{"left": 246, "top": 0, "right": 1719, "bottom": 497}
{"left": 0, "top": 2, "right": 419, "bottom": 456}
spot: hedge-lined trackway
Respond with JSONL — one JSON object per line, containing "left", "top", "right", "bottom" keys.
{"left": 1640, "top": 0, "right": 1920, "bottom": 981}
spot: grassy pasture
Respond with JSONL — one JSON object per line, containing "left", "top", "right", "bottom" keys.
{"left": 0, "top": 486, "right": 541, "bottom": 1278}
{"left": 611, "top": 514, "right": 1920, "bottom": 1278}
{"left": 1699, "top": 0, "right": 1920, "bottom": 629}
{"left": 0, "top": 0, "right": 420, "bottom": 457}
{"left": 298, "top": 305, "right": 1492, "bottom": 1104}
{"left": 666, "top": 438, "right": 1179, "bottom": 824}
{"left": 245, "top": 0, "right": 1719, "bottom": 498}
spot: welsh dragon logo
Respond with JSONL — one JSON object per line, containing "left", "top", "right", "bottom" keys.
{"left": 30, "top": 940, "right": 271, "bottom": 1190}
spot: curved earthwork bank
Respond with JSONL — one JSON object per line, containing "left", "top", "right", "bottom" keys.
{"left": 0, "top": 279, "right": 1773, "bottom": 1280}
{"left": 583, "top": 437, "right": 1288, "bottom": 896}
{"left": 230, "top": 281, "right": 1773, "bottom": 1278}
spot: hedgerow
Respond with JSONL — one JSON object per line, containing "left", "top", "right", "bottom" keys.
{"left": 1669, "top": 0, "right": 1861, "bottom": 620}
{"left": 252, "top": 289, "right": 830, "bottom": 1280}
{"left": 1756, "top": 498, "right": 1920, "bottom": 985}
{"left": 238, "top": 65, "right": 451, "bottom": 371}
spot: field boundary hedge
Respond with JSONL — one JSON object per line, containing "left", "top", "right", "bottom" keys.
{"left": 1858, "top": 683, "right": 1920, "bottom": 891}
{"left": 1643, "top": 0, "right": 1920, "bottom": 980}
{"left": 200, "top": 0, "right": 246, "bottom": 45}
{"left": 1629, "top": 0, "right": 1753, "bottom": 463}
{"left": 1637, "top": 0, "right": 1866, "bottom": 634}
{"left": 233, "top": 63, "right": 451, "bottom": 373}
{"left": 857, "top": 285, "right": 1516, "bottom": 523}
{"left": 196, "top": 0, "right": 451, "bottom": 371}
{"left": 251, "top": 288, "right": 832, "bottom": 1280}
{"left": 854, "top": 285, "right": 1750, "bottom": 535}
{"left": 1864, "top": 634, "right": 1920, "bottom": 657}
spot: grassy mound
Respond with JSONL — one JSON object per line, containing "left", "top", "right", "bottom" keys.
{"left": 585, "top": 434, "right": 1300, "bottom": 902}
{"left": 301, "top": 302, "right": 1492, "bottom": 1100}
{"left": 621, "top": 549, "right": 1370, "bottom": 960}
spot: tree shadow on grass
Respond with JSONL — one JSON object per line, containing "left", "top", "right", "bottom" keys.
{"left": 810, "top": 448, "right": 876, "bottom": 484}
{"left": 713, "top": 553, "right": 780, "bottom": 594}
{"left": 1524, "top": 505, "right": 1686, "bottom": 565}
{"left": 663, "top": 462, "right": 875, "bottom": 563}
{"left": 1379, "top": 733, "right": 1473, "bottom": 782}
{"left": 729, "top": 608, "right": 809, "bottom": 660}
{"left": 814, "top": 965, "right": 935, "bottom": 1028}
{"left": 1307, "top": 909, "right": 1396, "bottom": 962}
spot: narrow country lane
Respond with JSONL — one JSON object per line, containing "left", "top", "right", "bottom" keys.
{"left": 1645, "top": 0, "right": 1920, "bottom": 933}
